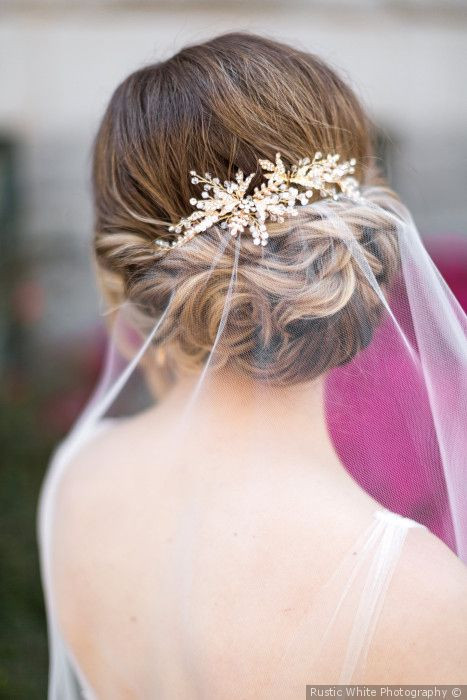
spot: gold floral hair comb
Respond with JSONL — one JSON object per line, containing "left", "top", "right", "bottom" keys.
{"left": 154, "top": 152, "right": 360, "bottom": 251}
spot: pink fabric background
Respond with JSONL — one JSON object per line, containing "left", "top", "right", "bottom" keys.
{"left": 326, "top": 235, "right": 467, "bottom": 551}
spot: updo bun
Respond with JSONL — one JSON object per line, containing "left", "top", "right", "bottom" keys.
{"left": 93, "top": 33, "right": 401, "bottom": 384}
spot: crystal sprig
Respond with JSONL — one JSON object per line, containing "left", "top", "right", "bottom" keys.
{"left": 154, "top": 152, "right": 360, "bottom": 252}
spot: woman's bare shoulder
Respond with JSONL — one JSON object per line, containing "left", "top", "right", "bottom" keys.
{"left": 51, "top": 412, "right": 175, "bottom": 541}
{"left": 364, "top": 522, "right": 467, "bottom": 682}
{"left": 53, "top": 409, "right": 171, "bottom": 501}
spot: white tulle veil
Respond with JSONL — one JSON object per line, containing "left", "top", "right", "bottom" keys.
{"left": 38, "top": 183, "right": 467, "bottom": 697}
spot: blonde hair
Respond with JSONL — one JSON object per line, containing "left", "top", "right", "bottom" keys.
{"left": 92, "top": 32, "right": 399, "bottom": 384}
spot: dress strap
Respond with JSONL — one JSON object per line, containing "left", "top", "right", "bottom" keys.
{"left": 374, "top": 507, "right": 424, "bottom": 529}
{"left": 264, "top": 508, "right": 425, "bottom": 694}
{"left": 338, "top": 508, "right": 425, "bottom": 682}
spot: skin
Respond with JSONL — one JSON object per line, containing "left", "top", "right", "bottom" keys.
{"left": 51, "top": 370, "right": 467, "bottom": 698}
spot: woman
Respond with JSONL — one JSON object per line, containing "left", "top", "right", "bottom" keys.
{"left": 39, "top": 33, "right": 467, "bottom": 698}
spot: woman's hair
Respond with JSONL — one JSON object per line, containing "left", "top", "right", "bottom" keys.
{"left": 92, "top": 32, "right": 399, "bottom": 384}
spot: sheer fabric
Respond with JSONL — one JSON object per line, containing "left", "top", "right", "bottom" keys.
{"left": 38, "top": 187, "right": 467, "bottom": 697}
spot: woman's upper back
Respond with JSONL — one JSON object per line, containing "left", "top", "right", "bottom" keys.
{"left": 40, "top": 413, "right": 467, "bottom": 699}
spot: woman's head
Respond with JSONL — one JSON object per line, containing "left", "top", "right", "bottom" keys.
{"left": 93, "top": 32, "right": 399, "bottom": 385}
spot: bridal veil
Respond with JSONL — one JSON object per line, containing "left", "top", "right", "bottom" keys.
{"left": 37, "top": 32, "right": 467, "bottom": 697}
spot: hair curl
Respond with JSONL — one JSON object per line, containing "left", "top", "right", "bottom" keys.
{"left": 93, "top": 32, "right": 400, "bottom": 385}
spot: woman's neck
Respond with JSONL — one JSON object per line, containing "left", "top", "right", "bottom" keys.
{"left": 154, "top": 368, "right": 345, "bottom": 475}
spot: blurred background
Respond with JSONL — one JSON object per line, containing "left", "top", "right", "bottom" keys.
{"left": 0, "top": 0, "right": 466, "bottom": 697}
